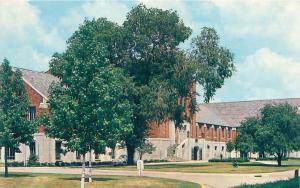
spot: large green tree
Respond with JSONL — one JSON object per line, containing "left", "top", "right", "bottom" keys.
{"left": 258, "top": 104, "right": 300, "bottom": 166}
{"left": 49, "top": 4, "right": 235, "bottom": 165}
{"left": 0, "top": 59, "right": 35, "bottom": 177}
{"left": 122, "top": 5, "right": 193, "bottom": 164}
{"left": 47, "top": 20, "right": 133, "bottom": 187}
{"left": 122, "top": 5, "right": 235, "bottom": 164}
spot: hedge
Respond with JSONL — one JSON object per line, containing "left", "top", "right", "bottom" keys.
{"left": 144, "top": 159, "right": 168, "bottom": 163}
{"left": 209, "top": 158, "right": 249, "bottom": 163}
{"left": 7, "top": 161, "right": 126, "bottom": 167}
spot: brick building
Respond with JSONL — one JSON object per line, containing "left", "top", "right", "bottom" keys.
{"left": 2, "top": 68, "right": 300, "bottom": 163}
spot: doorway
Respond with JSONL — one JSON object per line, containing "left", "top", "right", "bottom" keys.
{"left": 192, "top": 146, "right": 199, "bottom": 160}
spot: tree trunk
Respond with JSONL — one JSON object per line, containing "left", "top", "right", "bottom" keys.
{"left": 126, "top": 144, "right": 135, "bottom": 165}
{"left": 277, "top": 153, "right": 282, "bottom": 167}
{"left": 4, "top": 147, "right": 8, "bottom": 177}
{"left": 175, "top": 127, "right": 180, "bottom": 145}
{"left": 111, "top": 147, "right": 115, "bottom": 160}
{"left": 88, "top": 149, "right": 92, "bottom": 183}
{"left": 80, "top": 154, "right": 86, "bottom": 188}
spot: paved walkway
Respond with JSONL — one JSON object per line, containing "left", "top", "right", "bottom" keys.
{"left": 1, "top": 166, "right": 296, "bottom": 188}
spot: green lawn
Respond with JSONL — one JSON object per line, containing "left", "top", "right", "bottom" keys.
{"left": 98, "top": 161, "right": 300, "bottom": 174}
{"left": 235, "top": 178, "right": 300, "bottom": 188}
{"left": 282, "top": 159, "right": 300, "bottom": 166}
{"left": 0, "top": 173, "right": 198, "bottom": 188}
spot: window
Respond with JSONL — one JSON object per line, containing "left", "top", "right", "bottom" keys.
{"left": 29, "top": 106, "right": 36, "bottom": 120}
{"left": 222, "top": 146, "right": 224, "bottom": 151}
{"left": 8, "top": 148, "right": 15, "bottom": 160}
{"left": 29, "top": 142, "right": 36, "bottom": 155}
{"left": 76, "top": 151, "right": 80, "bottom": 160}
{"left": 214, "top": 127, "right": 217, "bottom": 138}
{"left": 222, "top": 128, "right": 225, "bottom": 138}
{"left": 95, "top": 153, "right": 99, "bottom": 160}
{"left": 207, "top": 145, "right": 210, "bottom": 149}
{"left": 187, "top": 131, "right": 190, "bottom": 138}
{"left": 55, "top": 141, "right": 62, "bottom": 160}
{"left": 215, "top": 146, "right": 217, "bottom": 150}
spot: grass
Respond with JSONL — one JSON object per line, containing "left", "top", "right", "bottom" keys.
{"left": 97, "top": 161, "right": 300, "bottom": 174}
{"left": 0, "top": 173, "right": 198, "bottom": 188}
{"left": 283, "top": 159, "right": 300, "bottom": 166}
{"left": 235, "top": 178, "right": 300, "bottom": 188}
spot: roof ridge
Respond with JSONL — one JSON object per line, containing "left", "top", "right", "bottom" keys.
{"left": 200, "top": 97, "right": 300, "bottom": 105}
{"left": 12, "top": 66, "right": 50, "bottom": 74}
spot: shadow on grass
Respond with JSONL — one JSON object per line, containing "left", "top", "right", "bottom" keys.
{"left": 148, "top": 164, "right": 211, "bottom": 168}
{"left": 235, "top": 178, "right": 300, "bottom": 188}
{"left": 0, "top": 173, "right": 37, "bottom": 177}
{"left": 238, "top": 163, "right": 300, "bottom": 167}
{"left": 62, "top": 177, "right": 117, "bottom": 182}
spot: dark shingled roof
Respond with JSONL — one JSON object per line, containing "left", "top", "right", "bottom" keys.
{"left": 13, "top": 67, "right": 59, "bottom": 99}
{"left": 197, "top": 98, "right": 300, "bottom": 127}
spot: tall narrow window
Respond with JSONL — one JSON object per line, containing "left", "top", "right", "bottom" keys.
{"left": 55, "top": 141, "right": 62, "bottom": 160}
{"left": 95, "top": 153, "right": 99, "bottom": 160}
{"left": 8, "top": 148, "right": 15, "bottom": 160}
{"left": 29, "top": 142, "right": 36, "bottom": 155}
{"left": 29, "top": 106, "right": 36, "bottom": 120}
{"left": 222, "top": 128, "right": 225, "bottom": 138}
{"left": 76, "top": 151, "right": 80, "bottom": 160}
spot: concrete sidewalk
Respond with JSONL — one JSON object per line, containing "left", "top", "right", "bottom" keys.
{"left": 1, "top": 166, "right": 295, "bottom": 188}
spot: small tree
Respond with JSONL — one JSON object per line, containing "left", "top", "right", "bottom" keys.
{"left": 235, "top": 134, "right": 253, "bottom": 159}
{"left": 226, "top": 140, "right": 235, "bottom": 158}
{"left": 136, "top": 140, "right": 156, "bottom": 160}
{"left": 0, "top": 59, "right": 35, "bottom": 177}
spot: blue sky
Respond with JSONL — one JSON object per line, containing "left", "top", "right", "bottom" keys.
{"left": 1, "top": 0, "right": 300, "bottom": 102}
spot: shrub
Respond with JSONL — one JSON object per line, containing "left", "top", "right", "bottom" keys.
{"left": 27, "top": 154, "right": 38, "bottom": 166}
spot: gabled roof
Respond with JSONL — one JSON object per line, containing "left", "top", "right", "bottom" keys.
{"left": 197, "top": 98, "right": 300, "bottom": 127}
{"left": 13, "top": 67, "right": 59, "bottom": 100}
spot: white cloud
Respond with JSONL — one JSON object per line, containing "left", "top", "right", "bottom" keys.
{"left": 82, "top": 1, "right": 129, "bottom": 25}
{"left": 215, "top": 48, "right": 300, "bottom": 101}
{"left": 58, "top": 0, "right": 130, "bottom": 33}
{"left": 32, "top": 50, "right": 51, "bottom": 68}
{"left": 212, "top": 0, "right": 300, "bottom": 51}
{"left": 0, "top": 0, "right": 39, "bottom": 39}
{"left": 0, "top": 0, "right": 65, "bottom": 70}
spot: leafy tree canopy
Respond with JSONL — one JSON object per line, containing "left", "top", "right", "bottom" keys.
{"left": 0, "top": 59, "right": 35, "bottom": 177}
{"left": 47, "top": 19, "right": 134, "bottom": 155}
{"left": 49, "top": 4, "right": 235, "bottom": 164}
{"left": 235, "top": 103, "right": 300, "bottom": 166}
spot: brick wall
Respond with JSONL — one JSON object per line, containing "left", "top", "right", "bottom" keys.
{"left": 24, "top": 82, "right": 45, "bottom": 132}
{"left": 195, "top": 123, "right": 237, "bottom": 143}
{"left": 148, "top": 121, "right": 170, "bottom": 138}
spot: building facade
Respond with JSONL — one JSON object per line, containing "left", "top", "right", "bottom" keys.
{"left": 3, "top": 68, "right": 300, "bottom": 163}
